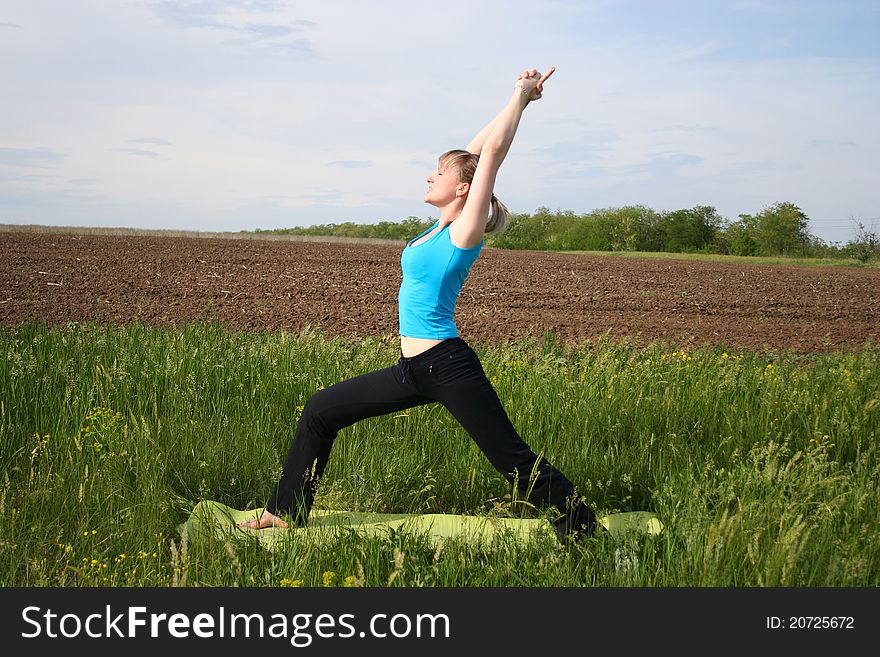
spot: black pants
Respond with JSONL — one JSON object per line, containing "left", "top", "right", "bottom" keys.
{"left": 267, "top": 337, "right": 585, "bottom": 527}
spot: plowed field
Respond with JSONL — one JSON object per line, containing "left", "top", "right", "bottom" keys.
{"left": 2, "top": 230, "right": 878, "bottom": 353}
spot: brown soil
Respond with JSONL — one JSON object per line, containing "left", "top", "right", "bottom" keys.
{"left": 2, "top": 230, "right": 878, "bottom": 353}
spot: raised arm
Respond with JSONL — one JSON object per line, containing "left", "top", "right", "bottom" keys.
{"left": 451, "top": 67, "right": 555, "bottom": 248}
{"left": 465, "top": 111, "right": 505, "bottom": 156}
{"left": 465, "top": 68, "right": 553, "bottom": 155}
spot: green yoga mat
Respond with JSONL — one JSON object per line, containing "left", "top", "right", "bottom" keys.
{"left": 179, "top": 501, "right": 663, "bottom": 548}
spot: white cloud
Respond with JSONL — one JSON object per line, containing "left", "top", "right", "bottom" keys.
{"left": 115, "top": 148, "right": 165, "bottom": 159}
{"left": 0, "top": 147, "right": 66, "bottom": 168}
{"left": 128, "top": 138, "right": 174, "bottom": 146}
{"left": 325, "top": 161, "right": 373, "bottom": 168}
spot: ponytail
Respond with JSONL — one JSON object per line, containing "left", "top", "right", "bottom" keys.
{"left": 486, "top": 194, "right": 510, "bottom": 235}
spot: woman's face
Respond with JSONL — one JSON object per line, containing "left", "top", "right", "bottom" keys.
{"left": 424, "top": 161, "right": 463, "bottom": 207}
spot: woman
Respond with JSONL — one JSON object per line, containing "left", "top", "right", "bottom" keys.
{"left": 239, "top": 67, "right": 598, "bottom": 540}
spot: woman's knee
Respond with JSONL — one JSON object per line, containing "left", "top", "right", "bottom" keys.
{"left": 300, "top": 389, "right": 339, "bottom": 429}
{"left": 302, "top": 391, "right": 326, "bottom": 418}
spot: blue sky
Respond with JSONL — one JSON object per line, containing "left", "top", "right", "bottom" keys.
{"left": 1, "top": 0, "right": 878, "bottom": 243}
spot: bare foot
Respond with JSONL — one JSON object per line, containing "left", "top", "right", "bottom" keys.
{"left": 237, "top": 510, "right": 289, "bottom": 529}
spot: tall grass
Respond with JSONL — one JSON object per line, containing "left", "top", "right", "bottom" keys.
{"left": 2, "top": 322, "right": 877, "bottom": 586}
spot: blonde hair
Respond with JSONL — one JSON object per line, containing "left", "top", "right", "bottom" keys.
{"left": 439, "top": 149, "right": 510, "bottom": 235}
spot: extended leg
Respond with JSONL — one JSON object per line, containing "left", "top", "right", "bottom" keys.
{"left": 429, "top": 347, "right": 597, "bottom": 537}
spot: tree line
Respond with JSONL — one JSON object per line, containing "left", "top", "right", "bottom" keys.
{"left": 256, "top": 202, "right": 879, "bottom": 263}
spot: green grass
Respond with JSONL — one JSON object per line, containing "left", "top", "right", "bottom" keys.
{"left": 560, "top": 249, "right": 874, "bottom": 268}
{"left": 2, "top": 322, "right": 878, "bottom": 586}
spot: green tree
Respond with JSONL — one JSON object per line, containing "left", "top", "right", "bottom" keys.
{"left": 655, "top": 205, "right": 722, "bottom": 252}
{"left": 847, "top": 220, "right": 880, "bottom": 264}
{"left": 603, "top": 206, "right": 656, "bottom": 251}
{"left": 753, "top": 202, "right": 811, "bottom": 256}
{"left": 724, "top": 214, "right": 759, "bottom": 256}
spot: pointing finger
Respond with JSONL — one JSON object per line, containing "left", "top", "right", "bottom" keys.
{"left": 538, "top": 66, "right": 556, "bottom": 84}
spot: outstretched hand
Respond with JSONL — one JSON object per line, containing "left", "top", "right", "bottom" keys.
{"left": 515, "top": 66, "right": 556, "bottom": 101}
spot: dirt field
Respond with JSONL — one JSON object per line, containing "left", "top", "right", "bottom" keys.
{"left": 2, "top": 229, "right": 878, "bottom": 353}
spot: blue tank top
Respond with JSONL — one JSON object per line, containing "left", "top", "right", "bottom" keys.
{"left": 398, "top": 221, "right": 483, "bottom": 339}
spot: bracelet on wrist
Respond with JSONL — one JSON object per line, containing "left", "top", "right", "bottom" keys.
{"left": 514, "top": 84, "right": 532, "bottom": 100}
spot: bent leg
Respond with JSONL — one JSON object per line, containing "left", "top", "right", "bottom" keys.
{"left": 266, "top": 362, "right": 433, "bottom": 523}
